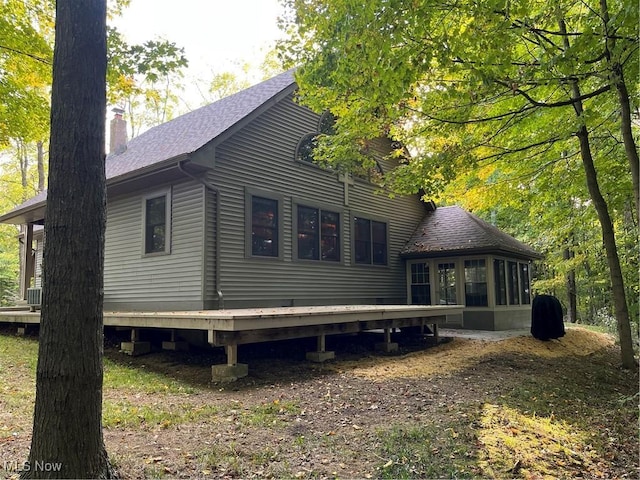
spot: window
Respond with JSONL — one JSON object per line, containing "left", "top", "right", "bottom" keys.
{"left": 494, "top": 259, "right": 507, "bottom": 305}
{"left": 507, "top": 261, "right": 520, "bottom": 305}
{"left": 250, "top": 195, "right": 279, "bottom": 257}
{"left": 143, "top": 192, "right": 170, "bottom": 255}
{"left": 410, "top": 263, "right": 431, "bottom": 305}
{"left": 519, "top": 263, "right": 531, "bottom": 304}
{"left": 464, "top": 259, "right": 488, "bottom": 306}
{"left": 354, "top": 217, "right": 387, "bottom": 265}
{"left": 296, "top": 205, "right": 340, "bottom": 261}
{"left": 438, "top": 262, "right": 457, "bottom": 304}
{"left": 295, "top": 133, "right": 318, "bottom": 165}
{"left": 318, "top": 111, "right": 337, "bottom": 136}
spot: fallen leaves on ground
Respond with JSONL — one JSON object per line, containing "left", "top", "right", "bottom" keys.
{"left": 333, "top": 327, "right": 614, "bottom": 380}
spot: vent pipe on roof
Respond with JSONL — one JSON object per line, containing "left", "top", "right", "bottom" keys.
{"left": 109, "top": 107, "right": 128, "bottom": 155}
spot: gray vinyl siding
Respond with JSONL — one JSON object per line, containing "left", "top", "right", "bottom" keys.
{"left": 34, "top": 235, "right": 43, "bottom": 289}
{"left": 104, "top": 180, "right": 205, "bottom": 310}
{"left": 208, "top": 93, "right": 425, "bottom": 307}
{"left": 203, "top": 187, "right": 218, "bottom": 307}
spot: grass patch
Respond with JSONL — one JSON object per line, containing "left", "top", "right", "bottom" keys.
{"left": 194, "top": 443, "right": 290, "bottom": 479}
{"left": 375, "top": 419, "right": 478, "bottom": 479}
{"left": 0, "top": 334, "right": 37, "bottom": 419}
{"left": 103, "top": 400, "right": 218, "bottom": 429}
{"left": 104, "top": 358, "right": 197, "bottom": 394}
{"left": 224, "top": 400, "right": 301, "bottom": 428}
{"left": 478, "top": 403, "right": 599, "bottom": 478}
{"left": 238, "top": 399, "right": 301, "bottom": 427}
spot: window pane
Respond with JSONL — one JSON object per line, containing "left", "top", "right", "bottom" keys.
{"left": 410, "top": 263, "right": 431, "bottom": 304}
{"left": 508, "top": 261, "right": 519, "bottom": 305}
{"left": 438, "top": 262, "right": 457, "bottom": 304}
{"left": 464, "top": 259, "right": 487, "bottom": 306}
{"left": 494, "top": 259, "right": 507, "bottom": 305}
{"left": 252, "top": 196, "right": 278, "bottom": 257}
{"left": 321, "top": 211, "right": 339, "bottom": 261}
{"left": 354, "top": 217, "right": 371, "bottom": 264}
{"left": 297, "top": 206, "right": 318, "bottom": 260}
{"left": 519, "top": 263, "right": 531, "bottom": 304}
{"left": 296, "top": 133, "right": 317, "bottom": 164}
{"left": 371, "top": 221, "right": 387, "bottom": 265}
{"left": 145, "top": 195, "right": 166, "bottom": 254}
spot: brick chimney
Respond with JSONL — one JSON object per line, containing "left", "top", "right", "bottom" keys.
{"left": 109, "top": 107, "right": 128, "bottom": 154}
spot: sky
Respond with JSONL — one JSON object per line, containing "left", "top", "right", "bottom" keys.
{"left": 110, "top": 0, "right": 287, "bottom": 102}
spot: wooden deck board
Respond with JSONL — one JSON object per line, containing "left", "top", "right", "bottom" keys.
{"left": 0, "top": 304, "right": 463, "bottom": 332}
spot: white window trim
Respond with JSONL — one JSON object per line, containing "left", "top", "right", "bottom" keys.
{"left": 141, "top": 187, "right": 172, "bottom": 257}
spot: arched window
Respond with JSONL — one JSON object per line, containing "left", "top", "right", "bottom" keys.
{"left": 318, "top": 111, "right": 337, "bottom": 136}
{"left": 295, "top": 133, "right": 318, "bottom": 165}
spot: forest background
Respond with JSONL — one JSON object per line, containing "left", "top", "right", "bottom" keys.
{"left": 0, "top": 0, "right": 637, "bottom": 343}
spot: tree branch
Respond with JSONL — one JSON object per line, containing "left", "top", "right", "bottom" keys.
{"left": 494, "top": 80, "right": 611, "bottom": 108}
{"left": 0, "top": 44, "right": 51, "bottom": 64}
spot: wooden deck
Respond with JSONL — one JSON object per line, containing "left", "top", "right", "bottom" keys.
{"left": 0, "top": 304, "right": 463, "bottom": 380}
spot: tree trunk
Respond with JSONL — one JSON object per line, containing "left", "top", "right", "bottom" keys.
{"left": 17, "top": 140, "right": 28, "bottom": 200}
{"left": 563, "top": 247, "right": 577, "bottom": 323}
{"left": 599, "top": 0, "right": 640, "bottom": 226}
{"left": 22, "top": 0, "right": 111, "bottom": 478}
{"left": 571, "top": 97, "right": 635, "bottom": 369}
{"left": 558, "top": 17, "right": 635, "bottom": 369}
{"left": 37, "top": 140, "right": 45, "bottom": 193}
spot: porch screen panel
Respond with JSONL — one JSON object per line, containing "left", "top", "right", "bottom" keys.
{"left": 507, "top": 261, "right": 520, "bottom": 304}
{"left": 410, "top": 263, "right": 431, "bottom": 305}
{"left": 438, "top": 262, "right": 457, "bottom": 305}
{"left": 519, "top": 263, "right": 531, "bottom": 304}
{"left": 464, "top": 259, "right": 487, "bottom": 306}
{"left": 494, "top": 259, "right": 507, "bottom": 305}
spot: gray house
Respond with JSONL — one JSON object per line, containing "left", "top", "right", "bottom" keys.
{"left": 1, "top": 70, "right": 541, "bottom": 331}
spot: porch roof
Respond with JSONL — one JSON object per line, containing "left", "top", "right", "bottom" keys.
{"left": 401, "top": 206, "right": 543, "bottom": 260}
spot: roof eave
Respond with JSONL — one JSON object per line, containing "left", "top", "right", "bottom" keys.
{"left": 400, "top": 246, "right": 543, "bottom": 261}
{"left": 0, "top": 201, "right": 47, "bottom": 225}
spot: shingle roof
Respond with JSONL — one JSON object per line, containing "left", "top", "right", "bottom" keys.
{"left": 106, "top": 69, "right": 296, "bottom": 179}
{"left": 0, "top": 69, "right": 297, "bottom": 224}
{"left": 401, "top": 205, "right": 542, "bottom": 260}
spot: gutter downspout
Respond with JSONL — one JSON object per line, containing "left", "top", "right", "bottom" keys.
{"left": 178, "top": 160, "right": 224, "bottom": 309}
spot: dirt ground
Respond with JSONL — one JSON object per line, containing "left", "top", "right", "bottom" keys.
{"left": 0, "top": 326, "right": 637, "bottom": 479}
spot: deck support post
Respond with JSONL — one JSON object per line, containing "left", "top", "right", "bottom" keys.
{"left": 432, "top": 323, "right": 439, "bottom": 343}
{"left": 162, "top": 329, "right": 188, "bottom": 351}
{"left": 17, "top": 324, "right": 30, "bottom": 336}
{"left": 211, "top": 342, "right": 248, "bottom": 382}
{"left": 375, "top": 327, "right": 399, "bottom": 353}
{"left": 120, "top": 328, "right": 151, "bottom": 356}
{"left": 306, "top": 334, "right": 335, "bottom": 362}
